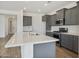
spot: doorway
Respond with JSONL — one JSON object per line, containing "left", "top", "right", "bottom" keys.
{"left": 8, "top": 15, "right": 17, "bottom": 35}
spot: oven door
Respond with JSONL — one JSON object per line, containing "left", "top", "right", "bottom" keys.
{"left": 53, "top": 33, "right": 60, "bottom": 39}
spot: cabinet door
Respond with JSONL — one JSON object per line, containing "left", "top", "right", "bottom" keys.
{"left": 42, "top": 16, "right": 46, "bottom": 22}
{"left": 50, "top": 14, "right": 56, "bottom": 26}
{"left": 65, "top": 9, "right": 71, "bottom": 25}
{"left": 23, "top": 16, "right": 32, "bottom": 26}
{"left": 46, "top": 15, "right": 51, "bottom": 30}
{"left": 46, "top": 15, "right": 51, "bottom": 26}
{"left": 76, "top": 5, "right": 79, "bottom": 25}
{"left": 46, "top": 24, "right": 51, "bottom": 30}
{"left": 70, "top": 7, "right": 77, "bottom": 25}
{"left": 73, "top": 36, "right": 78, "bottom": 53}
{"left": 56, "top": 9, "right": 64, "bottom": 19}
{"left": 61, "top": 34, "right": 73, "bottom": 50}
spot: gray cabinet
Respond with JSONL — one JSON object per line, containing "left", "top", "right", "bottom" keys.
{"left": 70, "top": 7, "right": 78, "bottom": 25}
{"left": 46, "top": 15, "right": 51, "bottom": 26}
{"left": 61, "top": 34, "right": 73, "bottom": 50}
{"left": 65, "top": 9, "right": 71, "bottom": 25}
{"left": 56, "top": 8, "right": 66, "bottom": 19}
{"left": 61, "top": 34, "right": 78, "bottom": 53}
{"left": 23, "top": 16, "right": 32, "bottom": 26}
{"left": 76, "top": 5, "right": 79, "bottom": 25}
{"left": 43, "top": 14, "right": 57, "bottom": 31}
{"left": 50, "top": 14, "right": 56, "bottom": 26}
{"left": 56, "top": 8, "right": 67, "bottom": 26}
{"left": 45, "top": 15, "right": 51, "bottom": 31}
{"left": 65, "top": 6, "right": 79, "bottom": 25}
{"left": 73, "top": 36, "right": 78, "bottom": 53}
{"left": 42, "top": 16, "right": 46, "bottom": 22}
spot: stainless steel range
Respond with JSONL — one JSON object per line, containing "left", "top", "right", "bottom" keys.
{"left": 53, "top": 28, "right": 68, "bottom": 39}
{"left": 52, "top": 28, "right": 68, "bottom": 46}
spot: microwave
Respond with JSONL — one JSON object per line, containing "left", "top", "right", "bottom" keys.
{"left": 56, "top": 20, "right": 60, "bottom": 24}
{"left": 56, "top": 19, "right": 65, "bottom": 25}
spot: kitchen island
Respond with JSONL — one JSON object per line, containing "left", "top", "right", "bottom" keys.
{"left": 5, "top": 32, "right": 58, "bottom": 58}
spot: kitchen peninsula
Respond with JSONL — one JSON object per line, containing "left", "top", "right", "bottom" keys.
{"left": 5, "top": 32, "right": 58, "bottom": 58}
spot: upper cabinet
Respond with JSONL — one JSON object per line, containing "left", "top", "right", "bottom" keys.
{"left": 43, "top": 2, "right": 79, "bottom": 26}
{"left": 42, "top": 15, "right": 51, "bottom": 30}
{"left": 56, "top": 8, "right": 67, "bottom": 25}
{"left": 65, "top": 6, "right": 79, "bottom": 25}
{"left": 42, "top": 14, "right": 56, "bottom": 26}
{"left": 50, "top": 14, "right": 57, "bottom": 26}
{"left": 56, "top": 8, "right": 66, "bottom": 20}
{"left": 23, "top": 16, "right": 32, "bottom": 26}
{"left": 42, "top": 15, "right": 56, "bottom": 31}
{"left": 65, "top": 9, "right": 71, "bottom": 25}
{"left": 76, "top": 3, "right": 79, "bottom": 25}
{"left": 42, "top": 15, "right": 46, "bottom": 22}
{"left": 46, "top": 15, "right": 51, "bottom": 30}
{"left": 70, "top": 7, "right": 78, "bottom": 25}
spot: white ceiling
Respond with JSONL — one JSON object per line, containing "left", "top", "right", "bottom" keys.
{"left": 0, "top": 1, "right": 76, "bottom": 14}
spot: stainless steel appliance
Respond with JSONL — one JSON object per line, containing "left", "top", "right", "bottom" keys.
{"left": 53, "top": 28, "right": 68, "bottom": 39}
{"left": 56, "top": 19, "right": 65, "bottom": 25}
{"left": 52, "top": 28, "right": 68, "bottom": 46}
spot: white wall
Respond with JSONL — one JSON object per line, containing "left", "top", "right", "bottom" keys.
{"left": 17, "top": 10, "right": 23, "bottom": 33}
{"left": 0, "top": 9, "right": 17, "bottom": 15}
{"left": 23, "top": 13, "right": 45, "bottom": 34}
{"left": 5, "top": 16, "right": 8, "bottom": 36}
{"left": 0, "top": 15, "right": 6, "bottom": 37}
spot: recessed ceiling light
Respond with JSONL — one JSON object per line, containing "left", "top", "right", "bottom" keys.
{"left": 24, "top": 7, "right": 26, "bottom": 10}
{"left": 44, "top": 3, "right": 48, "bottom": 6}
{"left": 38, "top": 9, "right": 41, "bottom": 12}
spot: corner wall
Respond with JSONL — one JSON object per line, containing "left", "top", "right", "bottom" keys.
{"left": 0, "top": 15, "right": 6, "bottom": 37}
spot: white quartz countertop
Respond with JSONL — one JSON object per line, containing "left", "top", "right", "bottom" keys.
{"left": 5, "top": 32, "right": 58, "bottom": 48}
{"left": 61, "top": 32, "right": 79, "bottom": 36}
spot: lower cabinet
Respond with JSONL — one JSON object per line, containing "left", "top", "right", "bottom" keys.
{"left": 60, "top": 34, "right": 78, "bottom": 53}
{"left": 61, "top": 34, "right": 73, "bottom": 50}
{"left": 73, "top": 36, "right": 78, "bottom": 53}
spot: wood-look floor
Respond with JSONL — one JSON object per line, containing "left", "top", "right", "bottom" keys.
{"left": 0, "top": 34, "right": 21, "bottom": 58}
{"left": 56, "top": 45, "right": 78, "bottom": 58}
{"left": 0, "top": 35, "right": 78, "bottom": 58}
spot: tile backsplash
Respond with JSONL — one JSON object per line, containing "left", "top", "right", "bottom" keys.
{"left": 51, "top": 25, "right": 79, "bottom": 33}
